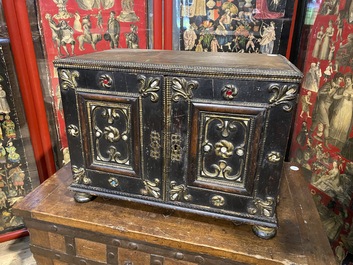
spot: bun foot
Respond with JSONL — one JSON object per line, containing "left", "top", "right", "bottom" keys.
{"left": 252, "top": 225, "right": 277, "bottom": 239}
{"left": 74, "top": 192, "right": 96, "bottom": 203}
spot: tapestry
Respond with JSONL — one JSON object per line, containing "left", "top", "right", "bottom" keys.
{"left": 0, "top": 40, "right": 35, "bottom": 235}
{"left": 178, "top": 0, "right": 288, "bottom": 54}
{"left": 290, "top": 0, "right": 353, "bottom": 263}
{"left": 37, "top": 0, "right": 149, "bottom": 162}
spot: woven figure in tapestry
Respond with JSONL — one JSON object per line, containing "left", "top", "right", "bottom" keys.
{"left": 105, "top": 11, "right": 120, "bottom": 49}
{"left": 310, "top": 72, "right": 344, "bottom": 147}
{"left": 125, "top": 24, "right": 139, "bottom": 49}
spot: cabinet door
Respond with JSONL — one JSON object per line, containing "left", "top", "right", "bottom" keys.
{"left": 61, "top": 70, "right": 164, "bottom": 200}
{"left": 166, "top": 76, "right": 267, "bottom": 218}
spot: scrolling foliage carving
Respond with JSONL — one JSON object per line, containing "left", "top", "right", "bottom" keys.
{"left": 171, "top": 77, "right": 198, "bottom": 102}
{"left": 138, "top": 75, "right": 160, "bottom": 102}
{"left": 200, "top": 115, "right": 248, "bottom": 184}
{"left": 268, "top": 84, "right": 298, "bottom": 112}
{"left": 91, "top": 104, "right": 130, "bottom": 165}
{"left": 59, "top": 69, "right": 79, "bottom": 90}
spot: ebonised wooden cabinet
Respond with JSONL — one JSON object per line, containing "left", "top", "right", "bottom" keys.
{"left": 54, "top": 50, "right": 302, "bottom": 239}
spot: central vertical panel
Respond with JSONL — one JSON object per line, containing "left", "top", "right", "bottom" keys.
{"left": 166, "top": 76, "right": 198, "bottom": 203}
{"left": 137, "top": 74, "right": 165, "bottom": 200}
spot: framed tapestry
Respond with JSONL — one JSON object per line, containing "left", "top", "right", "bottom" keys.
{"left": 36, "top": 0, "right": 152, "bottom": 165}
{"left": 0, "top": 39, "right": 39, "bottom": 240}
{"left": 174, "top": 0, "right": 297, "bottom": 56}
{"left": 290, "top": 0, "right": 353, "bottom": 263}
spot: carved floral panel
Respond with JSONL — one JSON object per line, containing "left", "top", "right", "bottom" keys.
{"left": 87, "top": 100, "right": 132, "bottom": 170}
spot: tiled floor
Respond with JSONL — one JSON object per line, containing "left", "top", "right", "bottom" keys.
{"left": 0, "top": 236, "right": 36, "bottom": 265}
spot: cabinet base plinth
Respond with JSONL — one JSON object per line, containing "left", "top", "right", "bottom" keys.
{"left": 252, "top": 225, "right": 277, "bottom": 239}
{"left": 74, "top": 192, "right": 95, "bottom": 203}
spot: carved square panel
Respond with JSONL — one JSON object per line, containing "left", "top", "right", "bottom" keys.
{"left": 189, "top": 102, "right": 266, "bottom": 195}
{"left": 77, "top": 92, "right": 141, "bottom": 178}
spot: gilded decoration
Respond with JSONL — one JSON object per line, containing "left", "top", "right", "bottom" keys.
{"left": 169, "top": 181, "right": 192, "bottom": 202}
{"left": 141, "top": 178, "right": 161, "bottom": 198}
{"left": 171, "top": 77, "right": 198, "bottom": 102}
{"left": 67, "top": 124, "right": 79, "bottom": 137}
{"left": 268, "top": 84, "right": 298, "bottom": 112}
{"left": 267, "top": 151, "right": 281, "bottom": 163}
{"left": 103, "top": 126, "right": 121, "bottom": 142}
{"left": 101, "top": 108, "right": 120, "bottom": 124}
{"left": 200, "top": 115, "right": 248, "bottom": 183}
{"left": 214, "top": 140, "right": 234, "bottom": 158}
{"left": 99, "top": 74, "right": 113, "bottom": 89}
{"left": 137, "top": 75, "right": 160, "bottom": 103}
{"left": 108, "top": 177, "right": 119, "bottom": 188}
{"left": 59, "top": 69, "right": 79, "bottom": 90}
{"left": 150, "top": 130, "right": 161, "bottom": 160}
{"left": 217, "top": 119, "right": 238, "bottom": 138}
{"left": 72, "top": 165, "right": 91, "bottom": 185}
{"left": 171, "top": 134, "right": 182, "bottom": 162}
{"left": 221, "top": 84, "right": 238, "bottom": 100}
{"left": 91, "top": 104, "right": 130, "bottom": 165}
{"left": 202, "top": 160, "right": 243, "bottom": 180}
{"left": 247, "top": 197, "right": 275, "bottom": 217}
{"left": 211, "top": 195, "right": 225, "bottom": 207}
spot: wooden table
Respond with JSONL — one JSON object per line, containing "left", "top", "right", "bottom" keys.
{"left": 13, "top": 163, "right": 336, "bottom": 265}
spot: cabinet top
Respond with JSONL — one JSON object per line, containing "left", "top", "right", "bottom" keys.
{"left": 54, "top": 49, "right": 303, "bottom": 82}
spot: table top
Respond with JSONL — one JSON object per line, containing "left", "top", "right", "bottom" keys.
{"left": 14, "top": 163, "right": 336, "bottom": 265}
{"left": 54, "top": 49, "right": 303, "bottom": 82}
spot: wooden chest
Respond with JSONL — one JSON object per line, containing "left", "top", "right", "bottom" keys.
{"left": 54, "top": 50, "right": 302, "bottom": 238}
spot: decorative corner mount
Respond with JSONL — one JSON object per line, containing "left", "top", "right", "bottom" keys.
{"left": 72, "top": 165, "right": 91, "bottom": 185}
{"left": 59, "top": 69, "right": 79, "bottom": 90}
{"left": 138, "top": 75, "right": 160, "bottom": 102}
{"left": 141, "top": 178, "right": 161, "bottom": 198}
{"left": 268, "top": 84, "right": 297, "bottom": 112}
{"left": 169, "top": 181, "right": 192, "bottom": 202}
{"left": 247, "top": 196, "right": 275, "bottom": 217}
